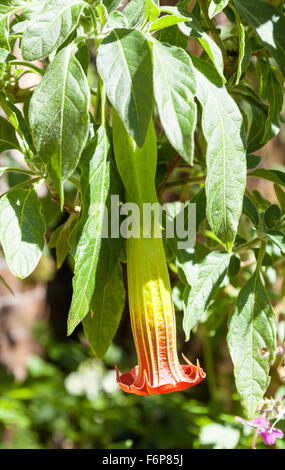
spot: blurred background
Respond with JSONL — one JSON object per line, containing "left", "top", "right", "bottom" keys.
{"left": 0, "top": 0, "right": 285, "bottom": 450}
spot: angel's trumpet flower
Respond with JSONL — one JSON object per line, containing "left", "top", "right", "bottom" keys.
{"left": 112, "top": 111, "right": 205, "bottom": 395}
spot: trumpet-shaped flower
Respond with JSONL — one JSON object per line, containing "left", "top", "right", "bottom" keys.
{"left": 113, "top": 110, "right": 205, "bottom": 396}
{"left": 116, "top": 235, "right": 205, "bottom": 395}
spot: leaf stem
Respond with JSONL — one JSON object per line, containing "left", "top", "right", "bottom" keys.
{"left": 0, "top": 177, "right": 42, "bottom": 198}
{"left": 10, "top": 61, "right": 45, "bottom": 76}
{"left": 200, "top": 324, "right": 218, "bottom": 404}
{"left": 100, "top": 78, "right": 106, "bottom": 125}
{"left": 157, "top": 154, "right": 182, "bottom": 200}
{"left": 233, "top": 237, "right": 260, "bottom": 253}
{"left": 164, "top": 176, "right": 205, "bottom": 189}
{"left": 256, "top": 240, "right": 266, "bottom": 273}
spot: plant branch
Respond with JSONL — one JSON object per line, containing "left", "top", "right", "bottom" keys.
{"left": 157, "top": 154, "right": 182, "bottom": 199}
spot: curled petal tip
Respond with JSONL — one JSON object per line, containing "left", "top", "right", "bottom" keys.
{"left": 181, "top": 353, "right": 194, "bottom": 367}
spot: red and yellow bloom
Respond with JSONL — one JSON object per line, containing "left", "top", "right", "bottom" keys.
{"left": 116, "top": 235, "right": 205, "bottom": 395}
{"left": 113, "top": 110, "right": 205, "bottom": 396}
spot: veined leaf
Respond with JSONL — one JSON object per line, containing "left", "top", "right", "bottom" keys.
{"left": 158, "top": 6, "right": 225, "bottom": 81}
{"left": 233, "top": 8, "right": 252, "bottom": 85}
{"left": 247, "top": 104, "right": 267, "bottom": 153}
{"left": 56, "top": 212, "right": 78, "bottom": 269}
{"left": 22, "top": 0, "right": 86, "bottom": 60}
{"left": 103, "top": 0, "right": 123, "bottom": 13}
{"left": 183, "top": 251, "right": 231, "bottom": 340}
{"left": 0, "top": 116, "right": 20, "bottom": 153}
{"left": 29, "top": 46, "right": 89, "bottom": 202}
{"left": 159, "top": 24, "right": 189, "bottom": 49}
{"left": 258, "top": 59, "right": 283, "bottom": 144}
{"left": 152, "top": 40, "right": 196, "bottom": 164}
{"left": 0, "top": 4, "right": 22, "bottom": 48}
{"left": 123, "top": 0, "right": 145, "bottom": 27}
{"left": 263, "top": 230, "right": 285, "bottom": 254}
{"left": 274, "top": 184, "right": 285, "bottom": 214}
{"left": 233, "top": 0, "right": 285, "bottom": 78}
{"left": 150, "top": 9, "right": 192, "bottom": 32}
{"left": 97, "top": 28, "right": 153, "bottom": 148}
{"left": 248, "top": 168, "right": 285, "bottom": 187}
{"left": 192, "top": 56, "right": 246, "bottom": 250}
{"left": 83, "top": 262, "right": 125, "bottom": 358}
{"left": 168, "top": 240, "right": 209, "bottom": 287}
{"left": 144, "top": 0, "right": 160, "bottom": 23}
{"left": 0, "top": 91, "right": 36, "bottom": 155}
{"left": 0, "top": 48, "right": 15, "bottom": 63}
{"left": 227, "top": 271, "right": 276, "bottom": 417}
{"left": 67, "top": 125, "right": 123, "bottom": 335}
{"left": 208, "top": 0, "right": 229, "bottom": 19}
{"left": 243, "top": 195, "right": 259, "bottom": 226}
{"left": 0, "top": 187, "right": 45, "bottom": 279}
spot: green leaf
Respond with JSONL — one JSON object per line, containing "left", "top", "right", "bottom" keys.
{"left": 103, "top": 0, "right": 123, "bottom": 13}
{"left": 192, "top": 56, "right": 246, "bottom": 251}
{"left": 0, "top": 116, "right": 20, "bottom": 153}
{"left": 97, "top": 29, "right": 153, "bottom": 148}
{"left": 150, "top": 8, "right": 192, "bottom": 32}
{"left": 22, "top": 0, "right": 85, "bottom": 60}
{"left": 191, "top": 187, "right": 207, "bottom": 230}
{"left": 0, "top": 91, "right": 36, "bottom": 155}
{"left": 152, "top": 40, "right": 196, "bottom": 164}
{"left": 183, "top": 251, "right": 231, "bottom": 340}
{"left": 0, "top": 48, "right": 15, "bottom": 63}
{"left": 83, "top": 262, "right": 125, "bottom": 359}
{"left": 246, "top": 154, "right": 261, "bottom": 170}
{"left": 158, "top": 6, "right": 225, "bottom": 82}
{"left": 67, "top": 126, "right": 123, "bottom": 335}
{"left": 248, "top": 168, "right": 285, "bottom": 187}
{"left": 0, "top": 4, "right": 22, "bottom": 48}
{"left": 159, "top": 24, "right": 189, "bottom": 49}
{"left": 56, "top": 211, "right": 78, "bottom": 269}
{"left": 123, "top": 0, "right": 145, "bottom": 27}
{"left": 208, "top": 0, "right": 229, "bottom": 19}
{"left": 227, "top": 271, "right": 276, "bottom": 417}
{"left": 274, "top": 184, "right": 285, "bottom": 213}
{"left": 264, "top": 204, "right": 281, "bottom": 229}
{"left": 247, "top": 104, "right": 267, "bottom": 153}
{"left": 229, "top": 254, "right": 240, "bottom": 277}
{"left": 29, "top": 45, "right": 89, "bottom": 201}
{"left": 233, "top": 9, "right": 252, "bottom": 85}
{"left": 168, "top": 241, "right": 209, "bottom": 287}
{"left": 0, "top": 187, "right": 45, "bottom": 279}
{"left": 107, "top": 10, "right": 129, "bottom": 29}
{"left": 258, "top": 59, "right": 283, "bottom": 144}
{"left": 233, "top": 0, "right": 285, "bottom": 77}
{"left": 144, "top": 0, "right": 160, "bottom": 23}
{"left": 263, "top": 229, "right": 285, "bottom": 254}
{"left": 243, "top": 195, "right": 259, "bottom": 226}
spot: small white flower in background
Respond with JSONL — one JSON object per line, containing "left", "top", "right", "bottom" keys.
{"left": 102, "top": 370, "right": 117, "bottom": 394}
{"left": 65, "top": 359, "right": 116, "bottom": 400}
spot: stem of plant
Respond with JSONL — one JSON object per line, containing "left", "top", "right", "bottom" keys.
{"left": 157, "top": 154, "right": 182, "bottom": 201}
{"left": 10, "top": 61, "right": 45, "bottom": 75}
{"left": 200, "top": 324, "right": 218, "bottom": 404}
{"left": 164, "top": 176, "right": 205, "bottom": 189}
{"left": 233, "top": 237, "right": 261, "bottom": 253}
